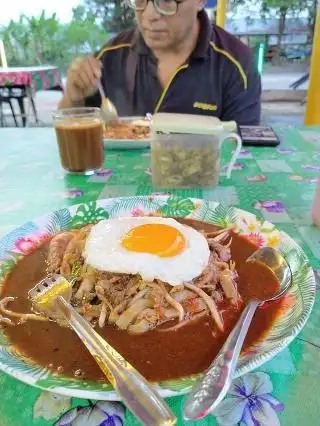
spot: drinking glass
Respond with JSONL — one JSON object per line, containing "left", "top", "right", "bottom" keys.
{"left": 53, "top": 107, "right": 104, "bottom": 175}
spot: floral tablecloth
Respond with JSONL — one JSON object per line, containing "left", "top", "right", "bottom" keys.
{"left": 0, "top": 126, "right": 319, "bottom": 426}
{"left": 0, "top": 66, "right": 63, "bottom": 91}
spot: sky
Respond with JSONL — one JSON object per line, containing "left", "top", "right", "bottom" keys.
{"left": 0, "top": 0, "right": 81, "bottom": 25}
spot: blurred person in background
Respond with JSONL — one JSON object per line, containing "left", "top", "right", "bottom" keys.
{"left": 59, "top": 0, "right": 261, "bottom": 125}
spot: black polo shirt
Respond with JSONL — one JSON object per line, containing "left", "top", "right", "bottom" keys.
{"left": 85, "top": 11, "right": 261, "bottom": 125}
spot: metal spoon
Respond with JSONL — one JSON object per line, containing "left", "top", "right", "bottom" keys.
{"left": 183, "top": 247, "right": 292, "bottom": 421}
{"left": 97, "top": 81, "right": 119, "bottom": 124}
{"left": 29, "top": 275, "right": 177, "bottom": 426}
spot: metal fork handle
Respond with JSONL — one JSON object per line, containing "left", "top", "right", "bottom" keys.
{"left": 183, "top": 300, "right": 260, "bottom": 421}
{"left": 55, "top": 296, "right": 176, "bottom": 426}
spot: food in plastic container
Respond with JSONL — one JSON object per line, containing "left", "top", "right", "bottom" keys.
{"left": 150, "top": 113, "right": 241, "bottom": 188}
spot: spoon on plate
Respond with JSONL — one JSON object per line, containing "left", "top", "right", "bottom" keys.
{"left": 29, "top": 275, "right": 177, "bottom": 426}
{"left": 183, "top": 247, "right": 292, "bottom": 421}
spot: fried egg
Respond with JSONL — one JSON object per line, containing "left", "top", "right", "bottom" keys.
{"left": 84, "top": 217, "right": 210, "bottom": 285}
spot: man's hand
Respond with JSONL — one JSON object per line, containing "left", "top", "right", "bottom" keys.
{"left": 60, "top": 56, "right": 102, "bottom": 107}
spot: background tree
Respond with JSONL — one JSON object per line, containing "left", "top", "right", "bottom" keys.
{"left": 0, "top": 8, "right": 107, "bottom": 71}
{"left": 63, "top": 5, "right": 107, "bottom": 55}
{"left": 231, "top": 0, "right": 310, "bottom": 61}
{"left": 1, "top": 16, "right": 31, "bottom": 65}
{"left": 261, "top": 0, "right": 306, "bottom": 58}
{"left": 84, "top": 0, "right": 136, "bottom": 32}
{"left": 0, "top": 12, "right": 62, "bottom": 66}
{"left": 305, "top": 0, "right": 318, "bottom": 42}
{"left": 1, "top": 0, "right": 315, "bottom": 72}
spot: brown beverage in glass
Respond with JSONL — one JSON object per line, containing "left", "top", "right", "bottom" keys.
{"left": 53, "top": 108, "right": 104, "bottom": 175}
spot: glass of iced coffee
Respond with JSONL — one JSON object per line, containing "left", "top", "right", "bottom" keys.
{"left": 53, "top": 107, "right": 104, "bottom": 175}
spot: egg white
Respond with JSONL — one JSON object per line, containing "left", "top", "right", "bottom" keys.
{"left": 83, "top": 217, "right": 210, "bottom": 285}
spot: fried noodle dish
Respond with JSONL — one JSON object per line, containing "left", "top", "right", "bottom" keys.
{"left": 0, "top": 217, "right": 242, "bottom": 334}
{"left": 104, "top": 120, "right": 150, "bottom": 140}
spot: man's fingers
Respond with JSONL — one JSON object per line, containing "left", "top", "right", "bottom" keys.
{"left": 77, "top": 68, "right": 94, "bottom": 91}
{"left": 88, "top": 56, "right": 102, "bottom": 80}
{"left": 66, "top": 56, "right": 102, "bottom": 102}
{"left": 65, "top": 84, "right": 85, "bottom": 103}
{"left": 70, "top": 57, "right": 83, "bottom": 72}
{"left": 81, "top": 59, "right": 100, "bottom": 88}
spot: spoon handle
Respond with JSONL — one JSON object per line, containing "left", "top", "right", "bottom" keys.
{"left": 55, "top": 296, "right": 176, "bottom": 426}
{"left": 183, "top": 300, "right": 260, "bottom": 421}
{"left": 97, "top": 81, "right": 107, "bottom": 99}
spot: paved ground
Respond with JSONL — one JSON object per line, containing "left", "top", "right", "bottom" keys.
{"left": 262, "top": 73, "right": 308, "bottom": 91}
{"left": 262, "top": 63, "right": 308, "bottom": 92}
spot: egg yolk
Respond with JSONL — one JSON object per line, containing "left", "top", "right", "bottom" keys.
{"left": 121, "top": 224, "right": 186, "bottom": 257}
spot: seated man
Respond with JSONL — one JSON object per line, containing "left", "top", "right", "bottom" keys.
{"left": 59, "top": 0, "right": 261, "bottom": 124}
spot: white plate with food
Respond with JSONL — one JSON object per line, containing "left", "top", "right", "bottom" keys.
{"left": 0, "top": 196, "right": 315, "bottom": 400}
{"left": 103, "top": 117, "right": 151, "bottom": 150}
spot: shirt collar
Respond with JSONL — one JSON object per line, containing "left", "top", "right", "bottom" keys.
{"left": 133, "top": 10, "right": 211, "bottom": 59}
{"left": 131, "top": 29, "right": 149, "bottom": 55}
{"left": 191, "top": 10, "right": 211, "bottom": 59}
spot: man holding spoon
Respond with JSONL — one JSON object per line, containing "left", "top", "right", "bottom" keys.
{"left": 59, "top": 0, "right": 261, "bottom": 125}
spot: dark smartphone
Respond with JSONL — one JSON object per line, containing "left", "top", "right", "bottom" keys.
{"left": 238, "top": 125, "right": 280, "bottom": 147}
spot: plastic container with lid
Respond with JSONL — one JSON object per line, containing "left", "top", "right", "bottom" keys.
{"left": 150, "top": 113, "right": 242, "bottom": 188}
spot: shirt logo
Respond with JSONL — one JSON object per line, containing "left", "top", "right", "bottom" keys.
{"left": 193, "top": 102, "right": 218, "bottom": 111}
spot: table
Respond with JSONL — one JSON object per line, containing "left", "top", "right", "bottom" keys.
{"left": 0, "top": 66, "right": 63, "bottom": 126}
{"left": 0, "top": 66, "right": 63, "bottom": 92}
{"left": 0, "top": 126, "right": 319, "bottom": 426}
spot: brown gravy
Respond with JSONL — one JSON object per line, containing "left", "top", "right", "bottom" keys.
{"left": 1, "top": 219, "right": 282, "bottom": 383}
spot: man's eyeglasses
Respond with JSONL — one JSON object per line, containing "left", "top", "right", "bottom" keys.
{"left": 128, "top": 0, "right": 185, "bottom": 16}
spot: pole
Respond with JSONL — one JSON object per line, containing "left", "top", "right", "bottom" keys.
{"left": 216, "top": 0, "right": 227, "bottom": 29}
{"left": 0, "top": 40, "right": 8, "bottom": 68}
{"left": 305, "top": 3, "right": 320, "bottom": 125}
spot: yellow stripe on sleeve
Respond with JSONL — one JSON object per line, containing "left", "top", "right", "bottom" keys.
{"left": 210, "top": 42, "right": 248, "bottom": 90}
